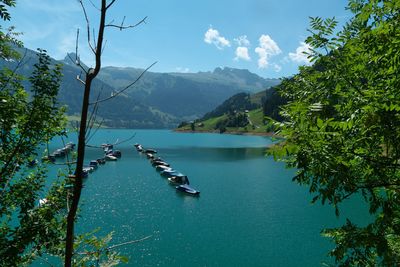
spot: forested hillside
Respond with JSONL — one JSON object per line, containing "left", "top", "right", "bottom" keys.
{"left": 0, "top": 49, "right": 280, "bottom": 128}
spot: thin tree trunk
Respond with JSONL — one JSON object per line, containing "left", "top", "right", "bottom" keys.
{"left": 64, "top": 1, "right": 107, "bottom": 266}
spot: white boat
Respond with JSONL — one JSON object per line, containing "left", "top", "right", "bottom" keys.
{"left": 176, "top": 184, "right": 200, "bottom": 196}
{"left": 105, "top": 154, "right": 117, "bottom": 161}
{"left": 168, "top": 175, "right": 190, "bottom": 185}
{"left": 83, "top": 166, "right": 94, "bottom": 173}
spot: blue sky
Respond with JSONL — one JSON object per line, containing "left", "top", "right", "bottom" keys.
{"left": 6, "top": 0, "right": 351, "bottom": 78}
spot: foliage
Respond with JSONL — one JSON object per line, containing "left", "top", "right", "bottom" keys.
{"left": 0, "top": 2, "right": 70, "bottom": 265}
{"left": 262, "top": 87, "right": 287, "bottom": 122}
{"left": 0, "top": 0, "right": 22, "bottom": 60}
{"left": 271, "top": 0, "right": 400, "bottom": 265}
{"left": 73, "top": 230, "right": 129, "bottom": 267}
{"left": 0, "top": 48, "right": 69, "bottom": 265}
{"left": 215, "top": 112, "right": 249, "bottom": 130}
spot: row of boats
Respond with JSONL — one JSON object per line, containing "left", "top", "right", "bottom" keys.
{"left": 134, "top": 143, "right": 200, "bottom": 196}
{"left": 41, "top": 142, "right": 76, "bottom": 163}
{"left": 40, "top": 142, "right": 122, "bottom": 178}
{"left": 82, "top": 144, "right": 123, "bottom": 177}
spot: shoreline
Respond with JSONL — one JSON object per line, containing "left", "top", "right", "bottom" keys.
{"left": 174, "top": 128, "right": 277, "bottom": 137}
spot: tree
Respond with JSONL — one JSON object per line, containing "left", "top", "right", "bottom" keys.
{"left": 0, "top": 1, "right": 69, "bottom": 265}
{"left": 64, "top": 1, "right": 151, "bottom": 266}
{"left": 271, "top": 0, "right": 400, "bottom": 265}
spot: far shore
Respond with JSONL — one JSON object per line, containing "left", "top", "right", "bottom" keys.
{"left": 174, "top": 128, "right": 278, "bottom": 137}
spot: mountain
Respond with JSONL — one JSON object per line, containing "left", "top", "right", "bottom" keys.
{"left": 96, "top": 66, "right": 280, "bottom": 120}
{"left": 1, "top": 48, "right": 281, "bottom": 128}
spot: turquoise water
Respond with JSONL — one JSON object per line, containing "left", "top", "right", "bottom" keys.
{"left": 42, "top": 129, "right": 369, "bottom": 266}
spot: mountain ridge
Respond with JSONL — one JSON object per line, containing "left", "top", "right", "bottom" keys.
{"left": 2, "top": 48, "right": 281, "bottom": 128}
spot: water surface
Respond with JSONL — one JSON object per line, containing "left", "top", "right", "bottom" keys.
{"left": 41, "top": 129, "right": 369, "bottom": 266}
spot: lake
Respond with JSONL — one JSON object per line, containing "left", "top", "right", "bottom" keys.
{"left": 39, "top": 129, "right": 369, "bottom": 266}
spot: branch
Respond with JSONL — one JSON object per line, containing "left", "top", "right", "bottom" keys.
{"left": 88, "top": 0, "right": 100, "bottom": 11}
{"left": 86, "top": 91, "right": 102, "bottom": 140}
{"left": 106, "top": 0, "right": 117, "bottom": 10}
{"left": 79, "top": 0, "right": 96, "bottom": 54}
{"left": 0, "top": 48, "right": 29, "bottom": 92}
{"left": 86, "top": 132, "right": 136, "bottom": 148}
{"left": 68, "top": 29, "right": 88, "bottom": 74}
{"left": 89, "top": 61, "right": 157, "bottom": 105}
{"left": 105, "top": 16, "right": 147, "bottom": 30}
{"left": 76, "top": 73, "right": 86, "bottom": 85}
{"left": 76, "top": 235, "right": 152, "bottom": 256}
{"left": 85, "top": 118, "right": 105, "bottom": 145}
{"left": 107, "top": 235, "right": 152, "bottom": 250}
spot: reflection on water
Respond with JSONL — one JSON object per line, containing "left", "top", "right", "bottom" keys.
{"left": 161, "top": 146, "right": 268, "bottom": 162}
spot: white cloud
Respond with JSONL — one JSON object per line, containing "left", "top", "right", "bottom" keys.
{"left": 204, "top": 27, "right": 230, "bottom": 50}
{"left": 288, "top": 42, "right": 312, "bottom": 64}
{"left": 234, "top": 47, "right": 251, "bottom": 61}
{"left": 234, "top": 35, "right": 250, "bottom": 47}
{"left": 254, "top": 34, "right": 281, "bottom": 68}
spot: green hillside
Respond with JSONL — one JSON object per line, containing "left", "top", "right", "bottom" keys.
{"left": 177, "top": 108, "right": 275, "bottom": 135}
{"left": 176, "top": 87, "right": 286, "bottom": 135}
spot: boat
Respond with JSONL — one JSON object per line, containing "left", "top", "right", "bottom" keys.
{"left": 160, "top": 169, "right": 184, "bottom": 178}
{"left": 83, "top": 166, "right": 94, "bottom": 173}
{"left": 105, "top": 154, "right": 117, "bottom": 161}
{"left": 176, "top": 184, "right": 200, "bottom": 196}
{"left": 146, "top": 153, "right": 154, "bottom": 159}
{"left": 145, "top": 148, "right": 157, "bottom": 154}
{"left": 96, "top": 158, "right": 106, "bottom": 165}
{"left": 42, "top": 155, "right": 56, "bottom": 163}
{"left": 106, "top": 150, "right": 121, "bottom": 158}
{"left": 112, "top": 150, "right": 122, "bottom": 158}
{"left": 89, "top": 160, "right": 98, "bottom": 169}
{"left": 155, "top": 165, "right": 172, "bottom": 172}
{"left": 150, "top": 157, "right": 164, "bottom": 163}
{"left": 64, "top": 142, "right": 75, "bottom": 152}
{"left": 152, "top": 161, "right": 170, "bottom": 167}
{"left": 53, "top": 149, "right": 66, "bottom": 158}
{"left": 168, "top": 175, "right": 189, "bottom": 185}
{"left": 102, "top": 143, "right": 113, "bottom": 151}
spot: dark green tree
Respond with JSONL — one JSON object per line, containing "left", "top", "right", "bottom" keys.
{"left": 0, "top": 1, "right": 69, "bottom": 265}
{"left": 271, "top": 0, "right": 400, "bottom": 265}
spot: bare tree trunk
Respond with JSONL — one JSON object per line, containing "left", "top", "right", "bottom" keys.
{"left": 64, "top": 1, "right": 107, "bottom": 266}
{"left": 63, "top": 1, "right": 150, "bottom": 265}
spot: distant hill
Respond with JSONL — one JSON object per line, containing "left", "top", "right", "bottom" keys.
{"left": 1, "top": 48, "right": 281, "bottom": 128}
{"left": 176, "top": 87, "right": 287, "bottom": 135}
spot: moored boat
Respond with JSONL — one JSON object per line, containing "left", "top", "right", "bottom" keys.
{"left": 105, "top": 154, "right": 117, "bottom": 161}
{"left": 168, "top": 175, "right": 189, "bottom": 185}
{"left": 96, "top": 158, "right": 106, "bottom": 165}
{"left": 89, "top": 160, "right": 98, "bottom": 169}
{"left": 152, "top": 161, "right": 170, "bottom": 167}
{"left": 83, "top": 166, "right": 94, "bottom": 173}
{"left": 160, "top": 169, "right": 184, "bottom": 178}
{"left": 176, "top": 184, "right": 200, "bottom": 196}
{"left": 155, "top": 165, "right": 172, "bottom": 172}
